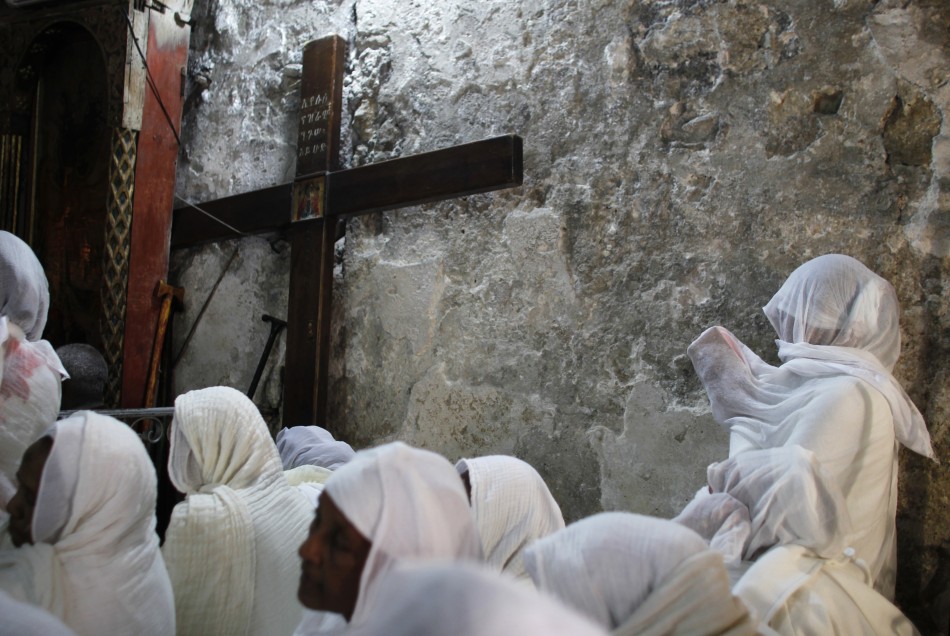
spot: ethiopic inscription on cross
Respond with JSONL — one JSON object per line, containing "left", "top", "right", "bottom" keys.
{"left": 298, "top": 93, "right": 331, "bottom": 158}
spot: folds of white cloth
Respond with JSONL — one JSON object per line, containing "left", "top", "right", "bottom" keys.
{"left": 0, "top": 412, "right": 175, "bottom": 636}
{"left": 455, "top": 455, "right": 565, "bottom": 580}
{"left": 277, "top": 425, "right": 355, "bottom": 471}
{"left": 162, "top": 387, "right": 313, "bottom": 636}
{"left": 734, "top": 545, "right": 919, "bottom": 635}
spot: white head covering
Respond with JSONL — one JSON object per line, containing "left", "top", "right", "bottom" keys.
{"left": 0, "top": 232, "right": 65, "bottom": 509}
{"left": 523, "top": 512, "right": 755, "bottom": 636}
{"left": 276, "top": 425, "right": 355, "bottom": 470}
{"left": 162, "top": 386, "right": 313, "bottom": 636}
{"left": 690, "top": 254, "right": 931, "bottom": 458}
{"left": 0, "top": 231, "right": 49, "bottom": 341}
{"left": 347, "top": 561, "right": 608, "bottom": 636}
{"left": 0, "top": 412, "right": 175, "bottom": 636}
{"left": 455, "top": 455, "right": 565, "bottom": 579}
{"left": 323, "top": 442, "right": 482, "bottom": 628}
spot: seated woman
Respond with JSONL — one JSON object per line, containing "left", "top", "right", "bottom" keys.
{"left": 523, "top": 512, "right": 754, "bottom": 635}
{"left": 351, "top": 561, "right": 607, "bottom": 635}
{"left": 0, "top": 411, "right": 175, "bottom": 635}
{"left": 296, "top": 442, "right": 482, "bottom": 634}
{"left": 162, "top": 386, "right": 313, "bottom": 636}
{"left": 455, "top": 455, "right": 565, "bottom": 580}
{"left": 0, "top": 231, "right": 67, "bottom": 510}
{"left": 686, "top": 254, "right": 934, "bottom": 597}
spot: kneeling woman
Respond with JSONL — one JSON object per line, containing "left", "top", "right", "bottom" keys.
{"left": 296, "top": 442, "right": 482, "bottom": 633}
{"left": 0, "top": 411, "right": 175, "bottom": 636}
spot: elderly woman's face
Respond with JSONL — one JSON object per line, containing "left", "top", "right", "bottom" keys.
{"left": 7, "top": 436, "right": 53, "bottom": 547}
{"left": 298, "top": 490, "right": 371, "bottom": 620}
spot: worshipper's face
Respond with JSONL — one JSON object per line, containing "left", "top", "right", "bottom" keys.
{"left": 7, "top": 436, "right": 53, "bottom": 547}
{"left": 298, "top": 491, "right": 371, "bottom": 620}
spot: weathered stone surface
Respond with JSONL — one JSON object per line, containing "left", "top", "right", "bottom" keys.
{"left": 171, "top": 0, "right": 950, "bottom": 627}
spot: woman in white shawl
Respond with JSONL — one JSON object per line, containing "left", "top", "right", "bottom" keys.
{"left": 296, "top": 441, "right": 482, "bottom": 634}
{"left": 523, "top": 512, "right": 755, "bottom": 635}
{"left": 346, "top": 561, "right": 607, "bottom": 636}
{"left": 0, "top": 231, "right": 66, "bottom": 509}
{"left": 162, "top": 386, "right": 313, "bottom": 636}
{"left": 687, "top": 254, "right": 934, "bottom": 598}
{"left": 0, "top": 411, "right": 175, "bottom": 636}
{"left": 455, "top": 455, "right": 565, "bottom": 580}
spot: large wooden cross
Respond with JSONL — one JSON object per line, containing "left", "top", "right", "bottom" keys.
{"left": 170, "top": 35, "right": 523, "bottom": 427}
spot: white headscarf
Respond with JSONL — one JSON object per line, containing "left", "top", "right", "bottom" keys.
{"left": 322, "top": 442, "right": 482, "bottom": 629}
{"left": 162, "top": 386, "right": 313, "bottom": 636}
{"left": 455, "top": 455, "right": 565, "bottom": 580}
{"left": 0, "top": 231, "right": 49, "bottom": 341}
{"left": 0, "top": 412, "right": 175, "bottom": 636}
{"left": 0, "top": 232, "right": 65, "bottom": 509}
{"left": 523, "top": 512, "right": 755, "bottom": 635}
{"left": 347, "top": 561, "right": 608, "bottom": 636}
{"left": 690, "top": 254, "right": 932, "bottom": 458}
{"left": 276, "top": 425, "right": 355, "bottom": 470}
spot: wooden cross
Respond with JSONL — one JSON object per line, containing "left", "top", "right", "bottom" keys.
{"left": 170, "top": 35, "right": 523, "bottom": 427}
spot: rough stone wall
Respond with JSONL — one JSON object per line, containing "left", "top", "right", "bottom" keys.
{"left": 170, "top": 0, "right": 949, "bottom": 628}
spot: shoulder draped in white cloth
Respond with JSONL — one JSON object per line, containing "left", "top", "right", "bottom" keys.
{"left": 455, "top": 455, "right": 565, "bottom": 580}
{"left": 307, "top": 441, "right": 481, "bottom": 633}
{"left": 162, "top": 386, "right": 313, "bottom": 636}
{"left": 346, "top": 561, "right": 608, "bottom": 636}
{"left": 523, "top": 512, "right": 755, "bottom": 635}
{"left": 686, "top": 254, "right": 933, "bottom": 597}
{"left": 277, "top": 425, "right": 355, "bottom": 470}
{"left": 0, "top": 589, "right": 76, "bottom": 636}
{"left": 0, "top": 232, "right": 66, "bottom": 510}
{"left": 0, "top": 412, "right": 175, "bottom": 636}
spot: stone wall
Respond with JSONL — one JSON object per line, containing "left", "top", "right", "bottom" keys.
{"left": 170, "top": 0, "right": 949, "bottom": 628}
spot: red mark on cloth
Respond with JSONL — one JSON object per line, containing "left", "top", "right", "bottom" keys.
{"left": 0, "top": 338, "right": 41, "bottom": 403}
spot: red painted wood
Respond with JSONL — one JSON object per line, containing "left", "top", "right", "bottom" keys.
{"left": 121, "top": 14, "right": 190, "bottom": 407}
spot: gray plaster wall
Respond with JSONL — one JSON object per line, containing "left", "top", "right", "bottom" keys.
{"left": 170, "top": 0, "right": 949, "bottom": 627}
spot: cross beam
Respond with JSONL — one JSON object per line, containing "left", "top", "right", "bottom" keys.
{"left": 171, "top": 36, "right": 523, "bottom": 427}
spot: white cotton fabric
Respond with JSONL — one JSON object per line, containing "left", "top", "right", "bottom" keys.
{"left": 0, "top": 590, "right": 76, "bottom": 636}
{"left": 0, "top": 242, "right": 66, "bottom": 510}
{"left": 523, "top": 512, "right": 755, "bottom": 635}
{"left": 734, "top": 544, "right": 919, "bottom": 635}
{"left": 277, "top": 425, "right": 355, "bottom": 470}
{"left": 347, "top": 561, "right": 608, "bottom": 636}
{"left": 676, "top": 446, "right": 853, "bottom": 571}
{"left": 0, "top": 231, "right": 50, "bottom": 341}
{"left": 162, "top": 386, "right": 314, "bottom": 636}
{"left": 455, "top": 455, "right": 565, "bottom": 580}
{"left": 320, "top": 442, "right": 482, "bottom": 631}
{"left": 0, "top": 412, "right": 175, "bottom": 636}
{"left": 686, "top": 254, "right": 931, "bottom": 597}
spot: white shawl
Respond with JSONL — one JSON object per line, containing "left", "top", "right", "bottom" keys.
{"left": 687, "top": 254, "right": 931, "bottom": 596}
{"left": 455, "top": 455, "right": 565, "bottom": 579}
{"left": 523, "top": 512, "right": 755, "bottom": 635}
{"left": 734, "top": 545, "right": 919, "bottom": 635}
{"left": 277, "top": 425, "right": 355, "bottom": 470}
{"left": 0, "top": 590, "right": 76, "bottom": 635}
{"left": 346, "top": 561, "right": 608, "bottom": 636}
{"left": 162, "top": 386, "right": 313, "bottom": 636}
{"left": 321, "top": 442, "right": 482, "bottom": 631}
{"left": 0, "top": 233, "right": 65, "bottom": 508}
{"left": 0, "top": 319, "right": 65, "bottom": 509}
{"left": 0, "top": 412, "right": 175, "bottom": 636}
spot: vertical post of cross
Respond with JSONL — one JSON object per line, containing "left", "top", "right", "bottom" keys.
{"left": 284, "top": 35, "right": 346, "bottom": 426}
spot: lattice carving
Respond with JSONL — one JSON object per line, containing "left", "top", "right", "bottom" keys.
{"left": 102, "top": 126, "right": 136, "bottom": 406}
